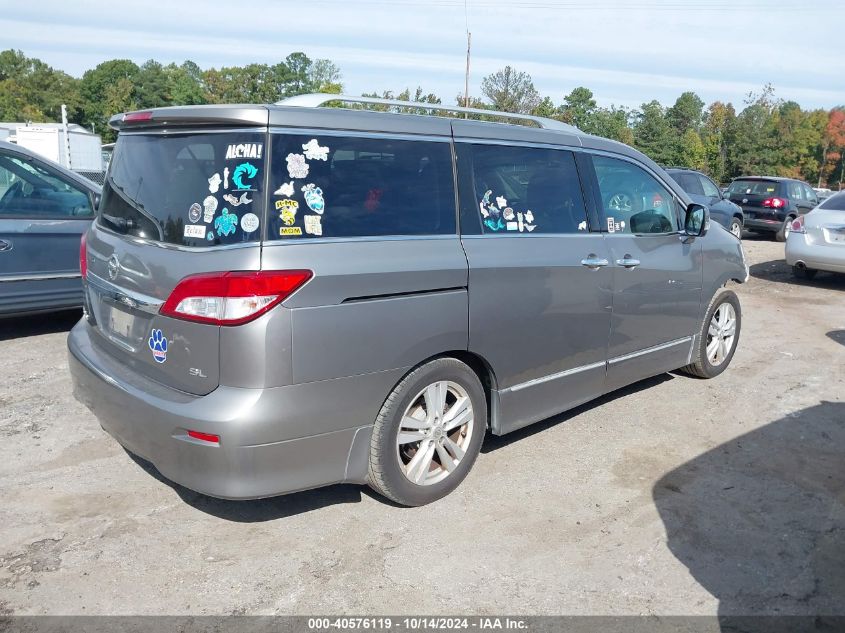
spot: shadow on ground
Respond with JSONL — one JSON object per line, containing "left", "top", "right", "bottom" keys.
{"left": 827, "top": 330, "right": 845, "bottom": 347}
{"left": 654, "top": 401, "right": 845, "bottom": 617}
{"left": 0, "top": 309, "right": 81, "bottom": 342}
{"left": 750, "top": 259, "right": 845, "bottom": 290}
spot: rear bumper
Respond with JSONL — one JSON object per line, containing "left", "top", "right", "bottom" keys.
{"left": 67, "top": 320, "right": 394, "bottom": 500}
{"left": 744, "top": 216, "right": 786, "bottom": 232}
{"left": 785, "top": 234, "right": 845, "bottom": 273}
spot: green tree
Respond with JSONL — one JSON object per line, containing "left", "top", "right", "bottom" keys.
{"left": 667, "top": 91, "right": 704, "bottom": 135}
{"left": 309, "top": 58, "right": 342, "bottom": 93}
{"left": 633, "top": 100, "right": 675, "bottom": 165}
{"left": 558, "top": 86, "right": 597, "bottom": 130}
{"left": 702, "top": 101, "right": 736, "bottom": 183}
{"left": 679, "top": 129, "right": 707, "bottom": 170}
{"left": 80, "top": 59, "right": 140, "bottom": 139}
{"left": 165, "top": 61, "right": 205, "bottom": 105}
{"left": 480, "top": 66, "right": 540, "bottom": 113}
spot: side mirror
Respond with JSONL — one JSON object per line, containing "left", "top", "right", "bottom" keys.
{"left": 684, "top": 203, "right": 709, "bottom": 237}
{"left": 92, "top": 193, "right": 101, "bottom": 210}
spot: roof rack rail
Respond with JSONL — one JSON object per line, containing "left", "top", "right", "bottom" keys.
{"left": 276, "top": 93, "right": 581, "bottom": 133}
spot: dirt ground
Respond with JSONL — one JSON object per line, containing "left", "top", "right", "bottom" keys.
{"left": 0, "top": 236, "right": 843, "bottom": 617}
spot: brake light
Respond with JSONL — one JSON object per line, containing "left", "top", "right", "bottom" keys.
{"left": 160, "top": 270, "right": 312, "bottom": 325}
{"left": 123, "top": 110, "right": 153, "bottom": 123}
{"left": 79, "top": 233, "right": 88, "bottom": 278}
{"left": 762, "top": 197, "right": 787, "bottom": 209}
{"left": 791, "top": 216, "right": 806, "bottom": 234}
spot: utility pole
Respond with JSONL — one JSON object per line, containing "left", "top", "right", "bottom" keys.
{"left": 464, "top": 31, "right": 471, "bottom": 118}
{"left": 61, "top": 104, "right": 72, "bottom": 170}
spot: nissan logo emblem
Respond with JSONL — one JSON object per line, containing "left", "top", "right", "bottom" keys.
{"left": 107, "top": 254, "right": 120, "bottom": 280}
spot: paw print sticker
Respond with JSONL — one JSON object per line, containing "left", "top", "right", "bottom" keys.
{"left": 148, "top": 328, "right": 168, "bottom": 364}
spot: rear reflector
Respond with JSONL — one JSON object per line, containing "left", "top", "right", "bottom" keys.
{"left": 79, "top": 232, "right": 88, "bottom": 278}
{"left": 187, "top": 430, "right": 220, "bottom": 445}
{"left": 123, "top": 111, "right": 153, "bottom": 123}
{"left": 160, "top": 270, "right": 312, "bottom": 326}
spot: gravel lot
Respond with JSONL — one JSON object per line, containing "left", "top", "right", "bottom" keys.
{"left": 1, "top": 236, "right": 843, "bottom": 617}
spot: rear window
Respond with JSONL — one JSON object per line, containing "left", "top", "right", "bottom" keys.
{"left": 267, "top": 133, "right": 455, "bottom": 240}
{"left": 99, "top": 131, "right": 266, "bottom": 246}
{"left": 670, "top": 172, "right": 704, "bottom": 196}
{"left": 819, "top": 192, "right": 845, "bottom": 211}
{"left": 727, "top": 179, "right": 780, "bottom": 196}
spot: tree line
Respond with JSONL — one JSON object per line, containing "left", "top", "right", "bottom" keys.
{"left": 1, "top": 49, "right": 843, "bottom": 188}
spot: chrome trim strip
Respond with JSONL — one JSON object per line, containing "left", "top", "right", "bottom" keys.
{"left": 0, "top": 272, "right": 81, "bottom": 282}
{"left": 608, "top": 337, "right": 692, "bottom": 365}
{"left": 87, "top": 272, "right": 163, "bottom": 315}
{"left": 503, "top": 360, "right": 606, "bottom": 394}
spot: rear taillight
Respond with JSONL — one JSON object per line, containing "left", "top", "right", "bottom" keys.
{"left": 79, "top": 233, "right": 88, "bottom": 278}
{"left": 160, "top": 270, "right": 312, "bottom": 326}
{"left": 762, "top": 197, "right": 788, "bottom": 209}
{"left": 791, "top": 216, "right": 806, "bottom": 234}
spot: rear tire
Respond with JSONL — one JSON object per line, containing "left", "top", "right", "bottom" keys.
{"left": 776, "top": 216, "right": 795, "bottom": 242}
{"left": 680, "top": 290, "right": 741, "bottom": 379}
{"left": 792, "top": 265, "right": 818, "bottom": 280}
{"left": 367, "top": 358, "right": 486, "bottom": 506}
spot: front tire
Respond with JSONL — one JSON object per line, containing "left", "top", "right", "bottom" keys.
{"left": 728, "top": 217, "right": 743, "bottom": 239}
{"left": 680, "top": 290, "right": 741, "bottom": 379}
{"left": 367, "top": 358, "right": 486, "bottom": 506}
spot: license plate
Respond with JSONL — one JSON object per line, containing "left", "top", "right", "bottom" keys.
{"left": 830, "top": 232, "right": 845, "bottom": 243}
{"left": 108, "top": 306, "right": 135, "bottom": 338}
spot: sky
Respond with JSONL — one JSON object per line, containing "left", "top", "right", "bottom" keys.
{"left": 3, "top": 0, "right": 844, "bottom": 111}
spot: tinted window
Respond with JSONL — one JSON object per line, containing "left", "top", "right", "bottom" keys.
{"left": 787, "top": 182, "right": 803, "bottom": 200}
{"left": 0, "top": 152, "right": 93, "bottom": 218}
{"left": 802, "top": 184, "right": 817, "bottom": 202}
{"left": 267, "top": 134, "right": 455, "bottom": 240}
{"left": 699, "top": 175, "right": 721, "bottom": 198}
{"left": 463, "top": 143, "right": 588, "bottom": 235}
{"left": 671, "top": 172, "right": 704, "bottom": 196}
{"left": 819, "top": 192, "right": 845, "bottom": 211}
{"left": 99, "top": 132, "right": 266, "bottom": 246}
{"left": 727, "top": 179, "right": 780, "bottom": 196}
{"left": 594, "top": 155, "right": 679, "bottom": 234}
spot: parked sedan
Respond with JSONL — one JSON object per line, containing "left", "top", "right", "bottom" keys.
{"left": 786, "top": 191, "right": 845, "bottom": 279}
{"left": 0, "top": 140, "right": 101, "bottom": 317}
{"left": 666, "top": 168, "right": 744, "bottom": 238}
{"left": 726, "top": 176, "right": 817, "bottom": 242}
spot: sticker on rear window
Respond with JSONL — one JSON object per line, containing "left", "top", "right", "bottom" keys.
{"left": 286, "top": 153, "right": 309, "bottom": 179}
{"left": 214, "top": 208, "right": 238, "bottom": 236}
{"left": 225, "top": 143, "right": 263, "bottom": 160}
{"left": 274, "top": 181, "right": 295, "bottom": 197}
{"left": 232, "top": 163, "right": 258, "bottom": 191}
{"left": 223, "top": 192, "right": 252, "bottom": 207}
{"left": 276, "top": 199, "right": 299, "bottom": 226}
{"left": 302, "top": 184, "right": 325, "bottom": 214}
{"left": 304, "top": 215, "right": 323, "bottom": 236}
{"left": 241, "top": 212, "right": 259, "bottom": 233}
{"left": 184, "top": 224, "right": 206, "bottom": 238}
{"left": 280, "top": 227, "right": 303, "bottom": 236}
{"left": 208, "top": 172, "right": 222, "bottom": 193}
{"left": 149, "top": 329, "right": 168, "bottom": 364}
{"left": 302, "top": 139, "right": 329, "bottom": 161}
{"left": 188, "top": 203, "right": 202, "bottom": 223}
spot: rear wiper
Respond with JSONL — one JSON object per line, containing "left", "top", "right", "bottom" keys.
{"left": 100, "top": 213, "right": 134, "bottom": 231}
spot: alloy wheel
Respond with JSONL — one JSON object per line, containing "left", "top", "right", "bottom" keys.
{"left": 396, "top": 381, "right": 475, "bottom": 486}
{"left": 706, "top": 302, "right": 737, "bottom": 367}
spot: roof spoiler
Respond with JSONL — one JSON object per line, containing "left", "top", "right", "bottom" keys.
{"left": 109, "top": 105, "right": 269, "bottom": 131}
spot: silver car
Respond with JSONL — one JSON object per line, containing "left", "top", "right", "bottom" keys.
{"left": 786, "top": 191, "right": 845, "bottom": 279}
{"left": 68, "top": 95, "right": 747, "bottom": 506}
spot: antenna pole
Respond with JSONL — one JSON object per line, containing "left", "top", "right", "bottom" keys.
{"left": 464, "top": 31, "right": 471, "bottom": 118}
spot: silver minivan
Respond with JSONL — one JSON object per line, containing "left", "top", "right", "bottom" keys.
{"left": 68, "top": 95, "right": 748, "bottom": 506}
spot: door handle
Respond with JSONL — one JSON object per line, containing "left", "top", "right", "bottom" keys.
{"left": 0, "top": 239, "right": 12, "bottom": 252}
{"left": 616, "top": 256, "right": 641, "bottom": 269}
{"left": 581, "top": 254, "right": 609, "bottom": 270}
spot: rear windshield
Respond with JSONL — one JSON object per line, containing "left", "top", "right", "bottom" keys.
{"left": 727, "top": 179, "right": 780, "bottom": 196}
{"left": 819, "top": 192, "right": 845, "bottom": 211}
{"left": 266, "top": 133, "right": 455, "bottom": 239}
{"left": 669, "top": 172, "right": 704, "bottom": 196}
{"left": 99, "top": 131, "right": 266, "bottom": 246}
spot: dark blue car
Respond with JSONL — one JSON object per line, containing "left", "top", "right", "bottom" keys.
{"left": 666, "top": 168, "right": 744, "bottom": 239}
{"left": 0, "top": 140, "right": 101, "bottom": 317}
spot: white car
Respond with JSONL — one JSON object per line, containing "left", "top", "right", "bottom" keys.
{"left": 786, "top": 191, "right": 845, "bottom": 279}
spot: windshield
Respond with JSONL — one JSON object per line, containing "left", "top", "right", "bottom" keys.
{"left": 819, "top": 192, "right": 845, "bottom": 211}
{"left": 727, "top": 179, "right": 780, "bottom": 196}
{"left": 99, "top": 131, "right": 266, "bottom": 246}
